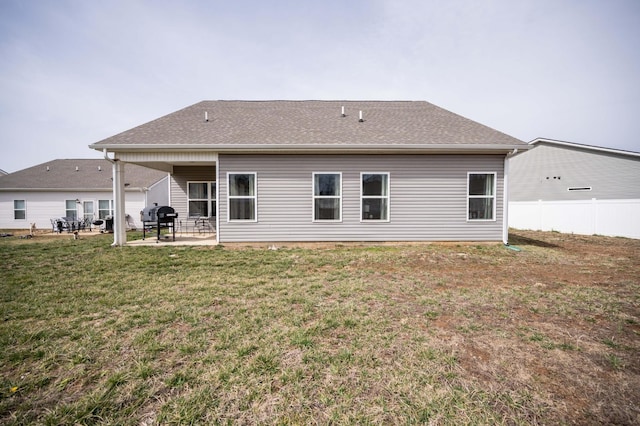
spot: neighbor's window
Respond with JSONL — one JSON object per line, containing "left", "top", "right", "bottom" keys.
{"left": 467, "top": 172, "right": 496, "bottom": 220}
{"left": 83, "top": 201, "right": 94, "bottom": 221}
{"left": 14, "top": 200, "right": 26, "bottom": 220}
{"left": 188, "top": 181, "right": 216, "bottom": 217}
{"left": 65, "top": 200, "right": 78, "bottom": 220}
{"left": 228, "top": 173, "right": 256, "bottom": 221}
{"left": 361, "top": 173, "right": 389, "bottom": 221}
{"left": 313, "top": 173, "right": 341, "bottom": 221}
{"left": 98, "top": 200, "right": 113, "bottom": 219}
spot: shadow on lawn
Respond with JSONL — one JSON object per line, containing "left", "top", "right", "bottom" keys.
{"left": 508, "top": 231, "right": 560, "bottom": 248}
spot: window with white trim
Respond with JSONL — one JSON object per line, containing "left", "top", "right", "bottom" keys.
{"left": 228, "top": 173, "right": 256, "bottom": 221}
{"left": 361, "top": 173, "right": 389, "bottom": 221}
{"left": 313, "top": 173, "right": 341, "bottom": 221}
{"left": 188, "top": 181, "right": 217, "bottom": 217}
{"left": 211, "top": 182, "right": 217, "bottom": 218}
{"left": 65, "top": 200, "right": 78, "bottom": 220}
{"left": 14, "top": 200, "right": 26, "bottom": 220}
{"left": 98, "top": 200, "right": 113, "bottom": 219}
{"left": 467, "top": 172, "right": 496, "bottom": 220}
{"left": 83, "top": 201, "right": 94, "bottom": 221}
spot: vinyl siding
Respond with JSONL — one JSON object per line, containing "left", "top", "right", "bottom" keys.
{"left": 217, "top": 154, "right": 504, "bottom": 242}
{"left": 117, "top": 151, "right": 218, "bottom": 163}
{"left": 0, "top": 191, "right": 146, "bottom": 230}
{"left": 170, "top": 166, "right": 216, "bottom": 225}
{"left": 509, "top": 143, "right": 640, "bottom": 201}
{"left": 146, "top": 175, "right": 170, "bottom": 207}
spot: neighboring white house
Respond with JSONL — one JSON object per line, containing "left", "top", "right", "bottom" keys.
{"left": 509, "top": 138, "right": 640, "bottom": 239}
{"left": 89, "top": 100, "right": 530, "bottom": 245}
{"left": 0, "top": 159, "right": 169, "bottom": 230}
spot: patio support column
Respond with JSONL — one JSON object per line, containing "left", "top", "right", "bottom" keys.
{"left": 502, "top": 149, "right": 518, "bottom": 245}
{"left": 112, "top": 159, "right": 127, "bottom": 246}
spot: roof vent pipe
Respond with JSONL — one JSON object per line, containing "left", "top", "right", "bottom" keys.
{"left": 359, "top": 111, "right": 364, "bottom": 122}
{"left": 98, "top": 166, "right": 102, "bottom": 171}
{"left": 341, "top": 106, "right": 345, "bottom": 117}
{"left": 46, "top": 166, "right": 50, "bottom": 171}
{"left": 205, "top": 111, "right": 209, "bottom": 122}
{"left": 75, "top": 166, "right": 79, "bottom": 171}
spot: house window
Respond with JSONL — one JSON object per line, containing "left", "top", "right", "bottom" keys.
{"left": 467, "top": 172, "right": 496, "bottom": 221}
{"left": 14, "top": 200, "right": 26, "bottom": 220}
{"left": 65, "top": 200, "right": 78, "bottom": 220}
{"left": 83, "top": 201, "right": 94, "bottom": 221}
{"left": 228, "top": 173, "right": 256, "bottom": 221}
{"left": 211, "top": 182, "right": 217, "bottom": 219}
{"left": 313, "top": 173, "right": 341, "bottom": 221}
{"left": 188, "top": 181, "right": 216, "bottom": 217}
{"left": 361, "top": 173, "right": 389, "bottom": 221}
{"left": 98, "top": 200, "right": 113, "bottom": 219}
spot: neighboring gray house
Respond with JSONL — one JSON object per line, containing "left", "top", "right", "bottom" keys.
{"left": 89, "top": 100, "right": 529, "bottom": 245}
{"left": 509, "top": 138, "right": 640, "bottom": 239}
{"left": 0, "top": 159, "right": 169, "bottom": 230}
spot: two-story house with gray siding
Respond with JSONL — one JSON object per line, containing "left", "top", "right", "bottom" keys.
{"left": 509, "top": 138, "right": 640, "bottom": 239}
{"left": 89, "top": 100, "right": 528, "bottom": 246}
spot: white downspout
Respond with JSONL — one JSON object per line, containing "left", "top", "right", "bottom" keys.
{"left": 103, "top": 149, "right": 127, "bottom": 247}
{"left": 214, "top": 153, "right": 219, "bottom": 244}
{"left": 167, "top": 173, "right": 171, "bottom": 206}
{"left": 503, "top": 149, "right": 518, "bottom": 245}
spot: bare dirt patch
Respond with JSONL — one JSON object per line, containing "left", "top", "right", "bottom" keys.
{"left": 427, "top": 231, "right": 640, "bottom": 425}
{"left": 248, "top": 230, "right": 640, "bottom": 424}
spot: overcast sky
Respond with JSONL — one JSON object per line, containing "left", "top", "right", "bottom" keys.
{"left": 1, "top": 0, "right": 639, "bottom": 173}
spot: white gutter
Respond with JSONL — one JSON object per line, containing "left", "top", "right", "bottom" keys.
{"left": 90, "top": 143, "right": 530, "bottom": 154}
{"left": 215, "top": 153, "right": 220, "bottom": 245}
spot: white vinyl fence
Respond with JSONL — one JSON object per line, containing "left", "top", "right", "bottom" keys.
{"left": 509, "top": 198, "right": 640, "bottom": 239}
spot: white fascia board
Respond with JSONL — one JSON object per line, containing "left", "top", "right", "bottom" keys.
{"left": 531, "top": 138, "right": 640, "bottom": 158}
{"left": 92, "top": 143, "right": 529, "bottom": 155}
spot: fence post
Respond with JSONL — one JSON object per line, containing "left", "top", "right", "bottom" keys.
{"left": 592, "top": 198, "right": 597, "bottom": 235}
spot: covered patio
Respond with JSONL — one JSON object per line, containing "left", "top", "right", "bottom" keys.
{"left": 97, "top": 150, "right": 218, "bottom": 247}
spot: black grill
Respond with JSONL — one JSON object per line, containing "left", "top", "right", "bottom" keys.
{"left": 140, "top": 205, "right": 178, "bottom": 242}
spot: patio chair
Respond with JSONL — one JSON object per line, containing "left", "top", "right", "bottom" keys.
{"left": 195, "top": 216, "right": 215, "bottom": 234}
{"left": 53, "top": 218, "right": 65, "bottom": 233}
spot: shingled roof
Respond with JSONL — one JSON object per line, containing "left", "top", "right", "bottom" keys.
{"left": 90, "top": 100, "right": 526, "bottom": 152}
{"left": 0, "top": 159, "right": 167, "bottom": 191}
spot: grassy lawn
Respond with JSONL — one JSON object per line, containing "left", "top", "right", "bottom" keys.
{"left": 1, "top": 230, "right": 638, "bottom": 425}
